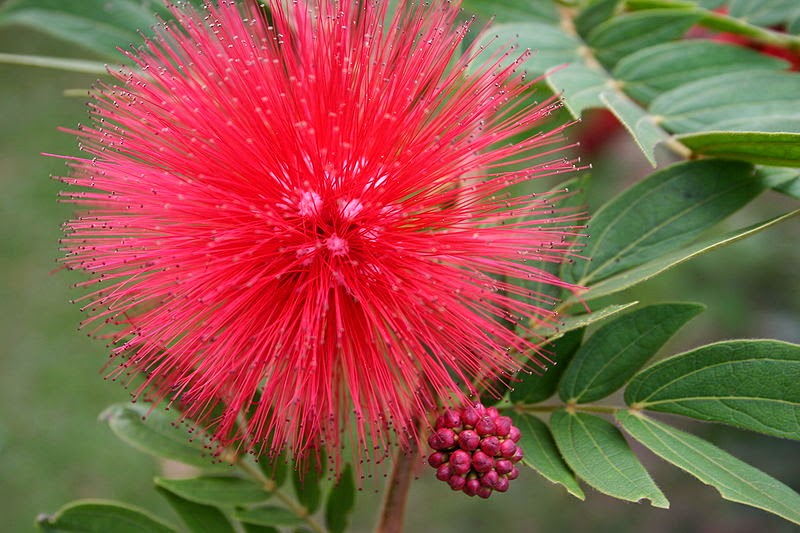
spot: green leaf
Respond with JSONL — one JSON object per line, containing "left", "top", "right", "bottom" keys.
{"left": 0, "top": 0, "right": 167, "bottom": 59}
{"left": 651, "top": 70, "right": 800, "bottom": 134}
{"left": 626, "top": 0, "right": 800, "bottom": 49}
{"left": 155, "top": 486, "right": 236, "bottom": 533}
{"left": 677, "top": 131, "right": 800, "bottom": 167}
{"left": 559, "top": 303, "right": 704, "bottom": 403}
{"left": 568, "top": 159, "right": 762, "bottom": 285}
{"left": 775, "top": 176, "right": 800, "bottom": 199}
{"left": 522, "top": 175, "right": 591, "bottom": 305}
{"left": 614, "top": 40, "right": 790, "bottom": 104}
{"left": 599, "top": 90, "right": 671, "bottom": 166}
{"left": 36, "top": 500, "right": 176, "bottom": 533}
{"left": 233, "top": 507, "right": 304, "bottom": 528}
{"left": 512, "top": 329, "right": 585, "bottom": 404}
{"left": 617, "top": 410, "right": 800, "bottom": 526}
{"left": 586, "top": 9, "right": 701, "bottom": 66}
{"left": 575, "top": 0, "right": 621, "bottom": 39}
{"left": 626, "top": 340, "right": 800, "bottom": 440}
{"left": 100, "top": 403, "right": 232, "bottom": 471}
{"left": 508, "top": 411, "right": 586, "bottom": 500}
{"left": 460, "top": 0, "right": 559, "bottom": 23}
{"left": 546, "top": 63, "right": 609, "bottom": 117}
{"left": 542, "top": 301, "right": 640, "bottom": 342}
{"left": 155, "top": 476, "right": 271, "bottom": 506}
{"left": 325, "top": 465, "right": 356, "bottom": 533}
{"left": 565, "top": 210, "right": 800, "bottom": 303}
{"left": 475, "top": 22, "right": 580, "bottom": 75}
{"left": 509, "top": 412, "right": 585, "bottom": 499}
{"left": 292, "top": 456, "right": 325, "bottom": 515}
{"left": 258, "top": 451, "right": 289, "bottom": 489}
{"left": 241, "top": 525, "right": 278, "bottom": 533}
{"left": 550, "top": 410, "right": 669, "bottom": 507}
{"left": 790, "top": 11, "right": 800, "bottom": 34}
{"left": 728, "top": 0, "right": 800, "bottom": 27}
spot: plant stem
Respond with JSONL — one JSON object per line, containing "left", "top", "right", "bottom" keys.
{"left": 376, "top": 441, "right": 420, "bottom": 533}
{"left": 236, "top": 457, "right": 327, "bottom": 533}
{"left": 514, "top": 403, "right": 618, "bottom": 414}
{"left": 0, "top": 52, "right": 113, "bottom": 74}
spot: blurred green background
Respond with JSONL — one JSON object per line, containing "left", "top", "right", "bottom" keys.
{"left": 1, "top": 17, "right": 799, "bottom": 533}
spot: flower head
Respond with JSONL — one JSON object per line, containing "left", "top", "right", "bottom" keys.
{"left": 58, "top": 0, "right": 581, "bottom": 470}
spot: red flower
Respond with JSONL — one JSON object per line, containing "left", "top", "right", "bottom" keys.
{"left": 57, "top": 0, "right": 581, "bottom": 469}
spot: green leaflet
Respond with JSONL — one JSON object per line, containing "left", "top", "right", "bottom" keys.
{"left": 575, "top": 0, "right": 622, "bottom": 39}
{"left": 586, "top": 9, "right": 701, "bottom": 67}
{"left": 617, "top": 410, "right": 800, "bottom": 526}
{"left": 512, "top": 328, "right": 585, "bottom": 404}
{"left": 614, "top": 40, "right": 789, "bottom": 104}
{"left": 36, "top": 500, "right": 176, "bottom": 533}
{"left": 155, "top": 476, "right": 272, "bottom": 506}
{"left": 564, "top": 210, "right": 800, "bottom": 303}
{"left": 460, "top": 0, "right": 559, "bottom": 23}
{"left": 473, "top": 22, "right": 580, "bottom": 75}
{"left": 559, "top": 303, "right": 704, "bottom": 403}
{"left": 728, "top": 0, "right": 800, "bottom": 27}
{"left": 234, "top": 507, "right": 304, "bottom": 528}
{"left": 155, "top": 486, "right": 236, "bottom": 533}
{"left": 0, "top": 0, "right": 201, "bottom": 59}
{"left": 599, "top": 89, "right": 671, "bottom": 166}
{"left": 677, "top": 131, "right": 800, "bottom": 167}
{"left": 509, "top": 412, "right": 585, "bottom": 499}
{"left": 292, "top": 455, "right": 325, "bottom": 514}
{"left": 540, "top": 302, "right": 640, "bottom": 341}
{"left": 651, "top": 70, "right": 800, "bottom": 134}
{"left": 324, "top": 465, "right": 356, "bottom": 533}
{"left": 626, "top": 340, "right": 800, "bottom": 440}
{"left": 550, "top": 410, "right": 669, "bottom": 507}
{"left": 101, "top": 403, "right": 233, "bottom": 471}
{"left": 567, "top": 159, "right": 762, "bottom": 285}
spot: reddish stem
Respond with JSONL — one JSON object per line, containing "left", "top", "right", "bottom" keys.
{"left": 376, "top": 440, "right": 420, "bottom": 533}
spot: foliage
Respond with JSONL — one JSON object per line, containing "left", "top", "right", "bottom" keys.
{"left": 1, "top": 0, "right": 798, "bottom": 531}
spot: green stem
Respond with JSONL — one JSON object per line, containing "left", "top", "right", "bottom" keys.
{"left": 236, "top": 457, "right": 327, "bottom": 533}
{"left": 514, "top": 402, "right": 619, "bottom": 414}
{"left": 0, "top": 52, "right": 113, "bottom": 74}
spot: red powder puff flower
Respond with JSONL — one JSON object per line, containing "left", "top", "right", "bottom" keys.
{"left": 56, "top": 0, "right": 582, "bottom": 469}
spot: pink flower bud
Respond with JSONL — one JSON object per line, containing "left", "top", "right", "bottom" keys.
{"left": 480, "top": 436, "right": 500, "bottom": 456}
{"left": 508, "top": 425, "right": 521, "bottom": 442}
{"left": 476, "top": 485, "right": 493, "bottom": 499}
{"left": 436, "top": 464, "right": 452, "bottom": 481}
{"left": 440, "top": 409, "right": 461, "bottom": 428}
{"left": 475, "top": 416, "right": 496, "bottom": 436}
{"left": 507, "top": 466, "right": 520, "bottom": 480}
{"left": 495, "top": 459, "right": 513, "bottom": 475}
{"left": 494, "top": 476, "right": 510, "bottom": 493}
{"left": 511, "top": 446, "right": 524, "bottom": 463}
{"left": 463, "top": 477, "right": 481, "bottom": 497}
{"left": 481, "top": 470, "right": 499, "bottom": 488}
{"left": 494, "top": 416, "right": 512, "bottom": 437}
{"left": 428, "top": 451, "right": 449, "bottom": 468}
{"left": 499, "top": 438, "right": 517, "bottom": 458}
{"left": 461, "top": 406, "right": 481, "bottom": 427}
{"left": 428, "top": 428, "right": 456, "bottom": 450}
{"left": 448, "top": 474, "right": 466, "bottom": 491}
{"left": 450, "top": 449, "right": 472, "bottom": 475}
{"left": 472, "top": 450, "right": 494, "bottom": 473}
{"left": 458, "top": 429, "right": 480, "bottom": 451}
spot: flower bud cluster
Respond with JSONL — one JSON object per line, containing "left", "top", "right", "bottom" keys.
{"left": 427, "top": 403, "right": 523, "bottom": 498}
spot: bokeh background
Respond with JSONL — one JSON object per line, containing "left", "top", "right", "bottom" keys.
{"left": 1, "top": 13, "right": 799, "bottom": 533}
